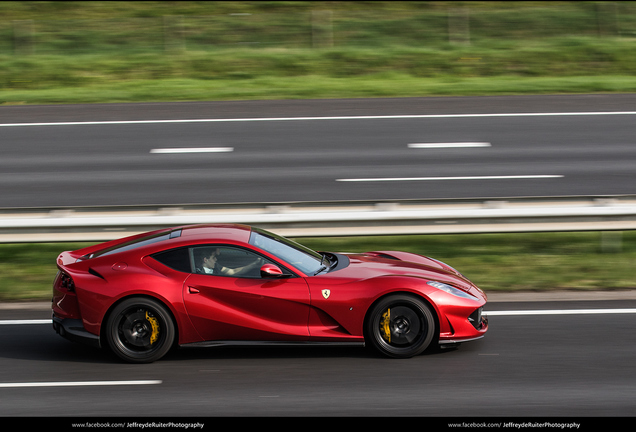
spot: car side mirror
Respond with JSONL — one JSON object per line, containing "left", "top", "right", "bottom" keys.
{"left": 260, "top": 264, "right": 286, "bottom": 278}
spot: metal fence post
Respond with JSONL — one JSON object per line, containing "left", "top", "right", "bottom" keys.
{"left": 163, "top": 15, "right": 185, "bottom": 53}
{"left": 448, "top": 8, "right": 470, "bottom": 45}
{"left": 596, "top": 2, "right": 619, "bottom": 37}
{"left": 312, "top": 10, "right": 333, "bottom": 48}
{"left": 13, "top": 20, "right": 34, "bottom": 55}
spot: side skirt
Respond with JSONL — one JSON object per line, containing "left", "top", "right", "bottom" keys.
{"left": 180, "top": 340, "right": 366, "bottom": 349}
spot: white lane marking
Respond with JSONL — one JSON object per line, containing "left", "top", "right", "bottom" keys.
{"left": 3, "top": 307, "right": 635, "bottom": 324}
{"left": 408, "top": 142, "right": 491, "bottom": 149}
{"left": 0, "top": 319, "right": 50, "bottom": 325}
{"left": 485, "top": 309, "right": 636, "bottom": 316}
{"left": 336, "top": 175, "right": 563, "bottom": 182}
{"left": 150, "top": 147, "right": 233, "bottom": 154}
{"left": 0, "top": 380, "right": 162, "bottom": 388}
{"left": 2, "top": 111, "right": 636, "bottom": 127}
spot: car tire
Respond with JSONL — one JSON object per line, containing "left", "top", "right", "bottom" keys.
{"left": 366, "top": 294, "right": 436, "bottom": 358}
{"left": 105, "top": 297, "right": 175, "bottom": 363}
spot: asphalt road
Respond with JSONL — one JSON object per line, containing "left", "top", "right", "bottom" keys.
{"left": 1, "top": 94, "right": 635, "bottom": 208}
{"left": 1, "top": 295, "right": 635, "bottom": 419}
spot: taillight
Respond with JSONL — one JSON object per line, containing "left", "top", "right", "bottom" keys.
{"left": 60, "top": 273, "right": 75, "bottom": 292}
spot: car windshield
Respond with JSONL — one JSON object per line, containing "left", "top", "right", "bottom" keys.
{"left": 248, "top": 228, "right": 324, "bottom": 275}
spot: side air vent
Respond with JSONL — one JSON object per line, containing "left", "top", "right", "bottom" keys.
{"left": 88, "top": 268, "right": 105, "bottom": 280}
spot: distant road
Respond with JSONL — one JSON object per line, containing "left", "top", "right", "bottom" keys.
{"left": 1, "top": 94, "right": 635, "bottom": 208}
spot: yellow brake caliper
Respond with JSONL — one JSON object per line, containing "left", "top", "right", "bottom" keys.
{"left": 146, "top": 311, "right": 160, "bottom": 345}
{"left": 380, "top": 308, "right": 391, "bottom": 343}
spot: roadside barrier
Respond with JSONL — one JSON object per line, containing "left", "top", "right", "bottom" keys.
{"left": 1, "top": 195, "right": 635, "bottom": 242}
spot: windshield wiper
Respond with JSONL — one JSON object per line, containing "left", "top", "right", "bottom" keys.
{"left": 314, "top": 253, "right": 336, "bottom": 275}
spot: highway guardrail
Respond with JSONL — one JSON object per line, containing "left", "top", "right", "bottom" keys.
{"left": 1, "top": 195, "right": 636, "bottom": 242}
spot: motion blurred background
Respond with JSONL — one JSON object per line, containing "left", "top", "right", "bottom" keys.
{"left": 1, "top": 1, "right": 636, "bottom": 103}
{"left": 1, "top": 1, "right": 635, "bottom": 300}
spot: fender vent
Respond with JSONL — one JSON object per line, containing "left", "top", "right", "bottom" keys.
{"left": 88, "top": 268, "right": 105, "bottom": 280}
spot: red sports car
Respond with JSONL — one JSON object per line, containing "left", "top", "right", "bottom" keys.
{"left": 52, "top": 224, "right": 488, "bottom": 363}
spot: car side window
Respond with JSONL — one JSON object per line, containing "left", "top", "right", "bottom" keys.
{"left": 192, "top": 246, "right": 275, "bottom": 279}
{"left": 151, "top": 247, "right": 191, "bottom": 273}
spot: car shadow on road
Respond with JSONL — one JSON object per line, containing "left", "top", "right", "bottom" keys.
{"left": 0, "top": 324, "right": 465, "bottom": 364}
{"left": 161, "top": 342, "right": 461, "bottom": 362}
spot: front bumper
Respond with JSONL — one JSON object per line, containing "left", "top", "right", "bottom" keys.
{"left": 438, "top": 305, "right": 488, "bottom": 345}
{"left": 52, "top": 315, "right": 101, "bottom": 349}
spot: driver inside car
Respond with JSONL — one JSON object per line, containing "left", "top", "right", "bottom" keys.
{"left": 197, "top": 247, "right": 264, "bottom": 277}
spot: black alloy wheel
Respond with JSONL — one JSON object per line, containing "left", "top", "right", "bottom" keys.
{"left": 366, "top": 294, "right": 436, "bottom": 358}
{"left": 105, "top": 297, "right": 175, "bottom": 363}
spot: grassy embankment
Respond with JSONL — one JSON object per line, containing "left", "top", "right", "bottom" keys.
{"left": 2, "top": 2, "right": 636, "bottom": 103}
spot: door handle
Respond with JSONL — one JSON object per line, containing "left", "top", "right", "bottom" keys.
{"left": 188, "top": 286, "right": 200, "bottom": 294}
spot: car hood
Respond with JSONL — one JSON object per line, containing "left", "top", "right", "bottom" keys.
{"left": 330, "top": 250, "right": 480, "bottom": 293}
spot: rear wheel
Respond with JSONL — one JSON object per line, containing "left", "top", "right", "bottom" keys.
{"left": 105, "top": 297, "right": 175, "bottom": 363}
{"left": 366, "top": 294, "right": 436, "bottom": 358}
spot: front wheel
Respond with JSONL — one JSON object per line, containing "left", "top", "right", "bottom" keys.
{"left": 105, "top": 297, "right": 175, "bottom": 363}
{"left": 366, "top": 294, "right": 436, "bottom": 358}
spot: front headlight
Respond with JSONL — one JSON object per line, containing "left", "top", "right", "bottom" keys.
{"left": 427, "top": 281, "right": 475, "bottom": 299}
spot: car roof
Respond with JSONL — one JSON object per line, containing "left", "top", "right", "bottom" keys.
{"left": 70, "top": 224, "right": 254, "bottom": 261}
{"left": 179, "top": 224, "right": 253, "bottom": 243}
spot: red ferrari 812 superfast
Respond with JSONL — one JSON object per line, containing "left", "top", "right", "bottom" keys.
{"left": 52, "top": 224, "right": 488, "bottom": 363}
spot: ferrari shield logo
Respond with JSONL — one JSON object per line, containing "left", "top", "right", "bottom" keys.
{"left": 322, "top": 289, "right": 330, "bottom": 299}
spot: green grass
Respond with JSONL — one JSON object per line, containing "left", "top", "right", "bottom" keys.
{"left": 2, "top": 2, "right": 636, "bottom": 104}
{"left": 5, "top": 74, "right": 636, "bottom": 105}
{"left": 0, "top": 242, "right": 88, "bottom": 301}
{"left": 2, "top": 232, "right": 635, "bottom": 302}
{"left": 3, "top": 35, "right": 636, "bottom": 101}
